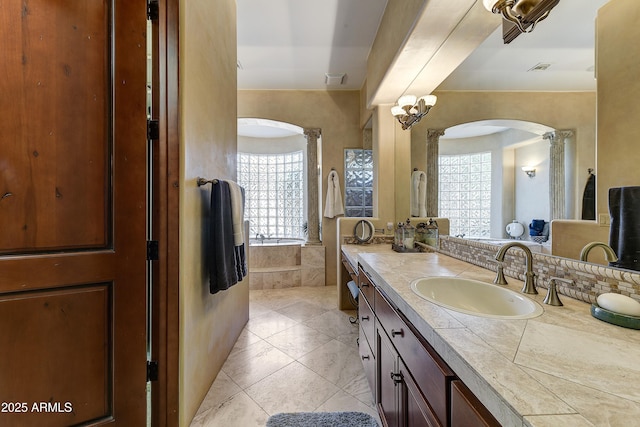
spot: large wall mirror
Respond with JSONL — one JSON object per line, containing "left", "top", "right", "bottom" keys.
{"left": 436, "top": 120, "right": 579, "bottom": 245}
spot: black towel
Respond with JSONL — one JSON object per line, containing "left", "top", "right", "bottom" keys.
{"left": 581, "top": 173, "right": 596, "bottom": 220}
{"left": 609, "top": 186, "right": 640, "bottom": 271}
{"left": 209, "top": 180, "right": 245, "bottom": 294}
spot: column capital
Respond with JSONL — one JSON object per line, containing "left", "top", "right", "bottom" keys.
{"left": 303, "top": 128, "right": 321, "bottom": 141}
{"left": 543, "top": 129, "right": 574, "bottom": 143}
{"left": 426, "top": 128, "right": 446, "bottom": 144}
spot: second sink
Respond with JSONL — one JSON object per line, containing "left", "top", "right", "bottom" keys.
{"left": 410, "top": 277, "right": 543, "bottom": 319}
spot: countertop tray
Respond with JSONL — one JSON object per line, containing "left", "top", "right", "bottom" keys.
{"left": 591, "top": 303, "right": 640, "bottom": 329}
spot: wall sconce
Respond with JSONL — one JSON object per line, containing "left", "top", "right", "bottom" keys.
{"left": 391, "top": 94, "right": 437, "bottom": 130}
{"left": 521, "top": 166, "right": 536, "bottom": 178}
{"left": 482, "top": 0, "right": 560, "bottom": 43}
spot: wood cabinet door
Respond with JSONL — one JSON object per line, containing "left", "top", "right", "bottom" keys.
{"left": 0, "top": 1, "right": 148, "bottom": 425}
{"left": 378, "top": 328, "right": 400, "bottom": 427}
{"left": 451, "top": 380, "right": 500, "bottom": 427}
{"left": 400, "top": 359, "right": 441, "bottom": 427}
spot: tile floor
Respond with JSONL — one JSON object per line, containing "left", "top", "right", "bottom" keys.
{"left": 190, "top": 286, "right": 380, "bottom": 426}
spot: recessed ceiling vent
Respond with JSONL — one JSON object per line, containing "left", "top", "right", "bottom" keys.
{"left": 528, "top": 63, "right": 551, "bottom": 72}
{"left": 325, "top": 73, "right": 346, "bottom": 85}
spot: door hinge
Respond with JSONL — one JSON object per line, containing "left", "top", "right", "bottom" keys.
{"left": 147, "top": 240, "right": 159, "bottom": 261}
{"left": 147, "top": 0, "right": 159, "bottom": 21}
{"left": 147, "top": 360, "right": 159, "bottom": 382}
{"left": 147, "top": 119, "right": 159, "bottom": 141}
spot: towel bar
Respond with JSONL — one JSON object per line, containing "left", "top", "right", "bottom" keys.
{"left": 197, "top": 177, "right": 219, "bottom": 186}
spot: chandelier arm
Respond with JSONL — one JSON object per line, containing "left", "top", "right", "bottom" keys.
{"left": 525, "top": 9, "right": 550, "bottom": 33}
{"left": 500, "top": 6, "right": 528, "bottom": 33}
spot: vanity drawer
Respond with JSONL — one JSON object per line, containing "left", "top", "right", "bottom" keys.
{"left": 358, "top": 267, "right": 376, "bottom": 308}
{"left": 359, "top": 293, "right": 375, "bottom": 349}
{"left": 375, "top": 287, "right": 455, "bottom": 426}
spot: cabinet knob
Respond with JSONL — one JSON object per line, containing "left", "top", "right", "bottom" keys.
{"left": 361, "top": 315, "right": 370, "bottom": 321}
{"left": 361, "top": 354, "right": 370, "bottom": 361}
{"left": 361, "top": 282, "right": 370, "bottom": 287}
{"left": 391, "top": 329, "right": 404, "bottom": 337}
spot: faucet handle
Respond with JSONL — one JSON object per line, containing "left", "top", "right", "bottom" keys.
{"left": 493, "top": 263, "right": 508, "bottom": 285}
{"left": 543, "top": 277, "right": 573, "bottom": 306}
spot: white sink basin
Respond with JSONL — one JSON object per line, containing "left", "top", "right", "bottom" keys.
{"left": 410, "top": 277, "right": 543, "bottom": 319}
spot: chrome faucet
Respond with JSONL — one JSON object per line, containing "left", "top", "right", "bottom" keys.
{"left": 579, "top": 242, "right": 618, "bottom": 263}
{"left": 494, "top": 242, "right": 537, "bottom": 294}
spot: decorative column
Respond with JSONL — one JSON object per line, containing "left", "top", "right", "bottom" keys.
{"left": 304, "top": 128, "right": 321, "bottom": 244}
{"left": 426, "top": 129, "right": 445, "bottom": 217}
{"left": 544, "top": 130, "right": 574, "bottom": 220}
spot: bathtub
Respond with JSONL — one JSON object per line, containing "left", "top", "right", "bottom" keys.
{"left": 249, "top": 237, "right": 305, "bottom": 246}
{"left": 248, "top": 238, "right": 325, "bottom": 289}
{"left": 469, "top": 238, "right": 551, "bottom": 254}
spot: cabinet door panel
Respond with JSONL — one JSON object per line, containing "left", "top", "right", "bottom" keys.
{"left": 451, "top": 380, "right": 500, "bottom": 427}
{"left": 401, "top": 359, "right": 441, "bottom": 427}
{"left": 359, "top": 325, "right": 376, "bottom": 402}
{"left": 378, "top": 328, "right": 400, "bottom": 427}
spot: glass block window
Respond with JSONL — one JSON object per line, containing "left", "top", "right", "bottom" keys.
{"left": 344, "top": 149, "right": 373, "bottom": 217}
{"left": 438, "top": 152, "right": 491, "bottom": 238}
{"left": 237, "top": 151, "right": 305, "bottom": 239}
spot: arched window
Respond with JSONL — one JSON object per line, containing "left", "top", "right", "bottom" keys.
{"left": 238, "top": 151, "right": 305, "bottom": 239}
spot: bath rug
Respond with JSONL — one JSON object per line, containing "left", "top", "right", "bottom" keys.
{"left": 266, "top": 411, "right": 378, "bottom": 427}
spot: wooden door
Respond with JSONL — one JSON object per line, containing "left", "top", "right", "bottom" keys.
{"left": 0, "top": 1, "right": 148, "bottom": 426}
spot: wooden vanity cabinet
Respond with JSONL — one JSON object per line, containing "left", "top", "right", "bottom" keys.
{"left": 357, "top": 264, "right": 498, "bottom": 427}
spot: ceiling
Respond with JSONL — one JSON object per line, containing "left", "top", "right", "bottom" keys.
{"left": 237, "top": 0, "right": 609, "bottom": 93}
{"left": 237, "top": 0, "right": 387, "bottom": 91}
{"left": 237, "top": 0, "right": 609, "bottom": 138}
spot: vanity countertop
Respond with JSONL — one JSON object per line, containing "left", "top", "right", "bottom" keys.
{"left": 342, "top": 244, "right": 640, "bottom": 427}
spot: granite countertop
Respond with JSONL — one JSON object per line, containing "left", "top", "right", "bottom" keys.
{"left": 342, "top": 244, "right": 640, "bottom": 427}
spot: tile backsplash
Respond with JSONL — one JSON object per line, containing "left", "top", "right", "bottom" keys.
{"left": 438, "top": 236, "right": 640, "bottom": 304}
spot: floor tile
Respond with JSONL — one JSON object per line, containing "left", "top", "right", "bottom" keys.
{"left": 276, "top": 300, "right": 328, "bottom": 322}
{"left": 194, "top": 371, "right": 242, "bottom": 418}
{"left": 303, "top": 309, "right": 359, "bottom": 339}
{"left": 190, "top": 392, "right": 269, "bottom": 427}
{"left": 230, "top": 328, "right": 262, "bottom": 352}
{"left": 265, "top": 323, "right": 333, "bottom": 359}
{"left": 315, "top": 389, "right": 380, "bottom": 422}
{"left": 245, "top": 362, "right": 340, "bottom": 415}
{"left": 221, "top": 340, "right": 294, "bottom": 389}
{"left": 191, "top": 286, "right": 377, "bottom": 427}
{"left": 298, "top": 339, "right": 364, "bottom": 388}
{"left": 245, "top": 310, "right": 299, "bottom": 339}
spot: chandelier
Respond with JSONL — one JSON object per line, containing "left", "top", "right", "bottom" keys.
{"left": 391, "top": 94, "right": 437, "bottom": 130}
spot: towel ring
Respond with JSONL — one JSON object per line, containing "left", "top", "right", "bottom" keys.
{"left": 353, "top": 219, "right": 375, "bottom": 244}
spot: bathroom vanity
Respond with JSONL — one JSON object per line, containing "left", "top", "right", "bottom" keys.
{"left": 341, "top": 244, "right": 640, "bottom": 426}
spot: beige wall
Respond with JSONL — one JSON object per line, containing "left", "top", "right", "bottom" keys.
{"left": 406, "top": 91, "right": 597, "bottom": 222}
{"left": 180, "top": 1, "right": 248, "bottom": 425}
{"left": 238, "top": 90, "right": 362, "bottom": 289}
{"left": 596, "top": 0, "right": 640, "bottom": 215}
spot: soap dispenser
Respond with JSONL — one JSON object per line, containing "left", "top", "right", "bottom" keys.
{"left": 393, "top": 219, "right": 415, "bottom": 252}
{"left": 425, "top": 218, "right": 439, "bottom": 248}
{"left": 402, "top": 218, "right": 415, "bottom": 249}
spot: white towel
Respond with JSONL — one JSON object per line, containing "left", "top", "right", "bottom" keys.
{"left": 411, "top": 170, "right": 427, "bottom": 217}
{"left": 324, "top": 170, "right": 344, "bottom": 218}
{"left": 227, "top": 180, "right": 245, "bottom": 246}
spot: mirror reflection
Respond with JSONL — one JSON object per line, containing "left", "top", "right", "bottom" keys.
{"left": 436, "top": 119, "right": 575, "bottom": 254}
